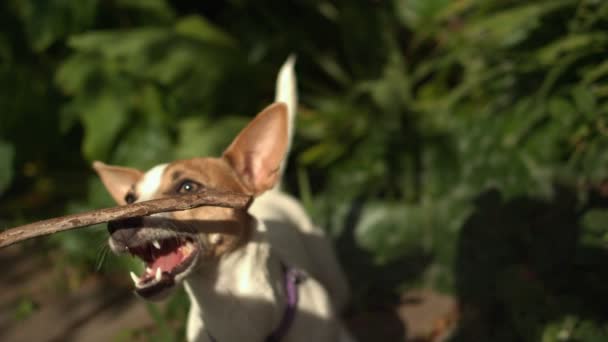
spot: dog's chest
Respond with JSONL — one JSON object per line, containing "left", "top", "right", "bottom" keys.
{"left": 183, "top": 192, "right": 337, "bottom": 341}
{"left": 184, "top": 224, "right": 284, "bottom": 341}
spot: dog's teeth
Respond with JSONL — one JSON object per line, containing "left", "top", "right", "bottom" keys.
{"left": 146, "top": 266, "right": 152, "bottom": 274}
{"left": 130, "top": 271, "right": 139, "bottom": 285}
{"left": 152, "top": 240, "right": 161, "bottom": 249}
{"left": 155, "top": 267, "right": 162, "bottom": 281}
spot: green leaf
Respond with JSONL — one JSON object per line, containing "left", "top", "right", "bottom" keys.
{"left": 363, "top": 51, "right": 410, "bottom": 115}
{"left": 55, "top": 54, "right": 97, "bottom": 95}
{"left": 394, "top": 0, "right": 451, "bottom": 29}
{"left": 12, "top": 0, "right": 98, "bottom": 51}
{"left": 464, "top": 1, "right": 573, "bottom": 48}
{"left": 536, "top": 33, "right": 608, "bottom": 65}
{"left": 314, "top": 54, "right": 351, "bottom": 86}
{"left": 571, "top": 85, "right": 597, "bottom": 119}
{"left": 0, "top": 140, "right": 14, "bottom": 195}
{"left": 174, "top": 116, "right": 248, "bottom": 160}
{"left": 80, "top": 93, "right": 130, "bottom": 161}
{"left": 582, "top": 59, "right": 608, "bottom": 86}
{"left": 114, "top": 0, "right": 175, "bottom": 21}
{"left": 175, "top": 15, "right": 237, "bottom": 47}
{"left": 143, "top": 46, "right": 199, "bottom": 85}
{"left": 13, "top": 297, "right": 38, "bottom": 321}
{"left": 581, "top": 209, "right": 608, "bottom": 235}
{"left": 112, "top": 123, "right": 173, "bottom": 169}
{"left": 355, "top": 202, "right": 425, "bottom": 264}
{"left": 548, "top": 97, "right": 577, "bottom": 127}
{"left": 68, "top": 28, "right": 168, "bottom": 58}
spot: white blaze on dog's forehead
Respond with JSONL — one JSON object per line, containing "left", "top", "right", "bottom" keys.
{"left": 137, "top": 163, "right": 168, "bottom": 201}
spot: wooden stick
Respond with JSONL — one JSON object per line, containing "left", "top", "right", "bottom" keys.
{"left": 0, "top": 189, "right": 252, "bottom": 249}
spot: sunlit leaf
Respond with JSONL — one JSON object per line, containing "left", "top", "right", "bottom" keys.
{"left": 394, "top": 0, "right": 451, "bottom": 29}
{"left": 537, "top": 33, "right": 608, "bottom": 65}
{"left": 463, "top": 1, "right": 573, "bottom": 48}
{"left": 355, "top": 202, "right": 420, "bottom": 264}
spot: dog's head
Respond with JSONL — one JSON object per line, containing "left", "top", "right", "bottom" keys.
{"left": 93, "top": 102, "right": 288, "bottom": 299}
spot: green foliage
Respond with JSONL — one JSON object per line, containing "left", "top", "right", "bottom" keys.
{"left": 11, "top": 0, "right": 98, "bottom": 52}
{"left": 1, "top": 0, "right": 608, "bottom": 340}
{"left": 0, "top": 140, "right": 14, "bottom": 195}
{"left": 12, "top": 297, "right": 38, "bottom": 321}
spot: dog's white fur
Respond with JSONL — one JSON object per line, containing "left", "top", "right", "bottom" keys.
{"left": 181, "top": 193, "right": 351, "bottom": 341}
{"left": 182, "top": 58, "right": 352, "bottom": 342}
{"left": 138, "top": 164, "right": 168, "bottom": 201}
{"left": 96, "top": 58, "right": 352, "bottom": 341}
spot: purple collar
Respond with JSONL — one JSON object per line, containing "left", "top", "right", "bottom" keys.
{"left": 206, "top": 263, "right": 305, "bottom": 342}
{"left": 265, "top": 263, "right": 305, "bottom": 342}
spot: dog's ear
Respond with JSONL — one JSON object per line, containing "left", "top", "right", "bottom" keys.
{"left": 223, "top": 102, "right": 288, "bottom": 196}
{"left": 92, "top": 161, "right": 143, "bottom": 204}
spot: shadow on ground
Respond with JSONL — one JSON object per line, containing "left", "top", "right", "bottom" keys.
{"left": 336, "top": 199, "right": 450, "bottom": 342}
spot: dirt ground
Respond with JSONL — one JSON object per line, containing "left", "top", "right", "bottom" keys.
{"left": 0, "top": 245, "right": 457, "bottom": 342}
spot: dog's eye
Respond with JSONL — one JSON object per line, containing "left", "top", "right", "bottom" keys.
{"left": 124, "top": 193, "right": 136, "bottom": 204}
{"left": 178, "top": 180, "right": 200, "bottom": 194}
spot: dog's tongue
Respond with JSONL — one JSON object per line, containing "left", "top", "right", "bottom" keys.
{"left": 150, "top": 249, "right": 184, "bottom": 272}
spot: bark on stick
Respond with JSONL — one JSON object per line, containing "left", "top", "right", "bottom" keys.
{"left": 0, "top": 189, "right": 252, "bottom": 249}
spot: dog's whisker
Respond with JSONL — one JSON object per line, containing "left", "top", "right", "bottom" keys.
{"left": 94, "top": 243, "right": 111, "bottom": 271}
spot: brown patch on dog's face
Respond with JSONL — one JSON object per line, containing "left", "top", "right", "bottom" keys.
{"left": 156, "top": 157, "right": 253, "bottom": 258}
{"left": 98, "top": 157, "right": 254, "bottom": 299}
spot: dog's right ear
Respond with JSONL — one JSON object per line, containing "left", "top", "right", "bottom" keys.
{"left": 92, "top": 161, "right": 143, "bottom": 204}
{"left": 222, "top": 102, "right": 289, "bottom": 196}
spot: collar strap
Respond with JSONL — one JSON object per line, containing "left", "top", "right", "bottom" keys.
{"left": 265, "top": 263, "right": 305, "bottom": 342}
{"left": 205, "top": 263, "right": 305, "bottom": 342}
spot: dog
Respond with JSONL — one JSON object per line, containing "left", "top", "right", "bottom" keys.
{"left": 92, "top": 57, "right": 353, "bottom": 341}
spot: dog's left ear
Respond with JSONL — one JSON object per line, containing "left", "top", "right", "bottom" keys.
{"left": 92, "top": 161, "right": 143, "bottom": 204}
{"left": 223, "top": 102, "right": 288, "bottom": 196}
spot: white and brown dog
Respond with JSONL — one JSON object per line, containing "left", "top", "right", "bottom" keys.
{"left": 92, "top": 58, "right": 352, "bottom": 341}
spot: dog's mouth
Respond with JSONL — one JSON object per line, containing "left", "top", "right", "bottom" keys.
{"left": 127, "top": 235, "right": 200, "bottom": 299}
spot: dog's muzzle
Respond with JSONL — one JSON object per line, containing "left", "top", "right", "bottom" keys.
{"left": 106, "top": 217, "right": 201, "bottom": 300}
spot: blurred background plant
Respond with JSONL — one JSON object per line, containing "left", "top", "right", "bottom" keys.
{"left": 1, "top": 0, "right": 608, "bottom": 341}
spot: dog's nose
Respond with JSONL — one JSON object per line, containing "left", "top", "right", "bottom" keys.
{"left": 107, "top": 217, "right": 143, "bottom": 234}
{"left": 107, "top": 217, "right": 143, "bottom": 248}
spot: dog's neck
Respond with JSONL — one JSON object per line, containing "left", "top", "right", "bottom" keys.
{"left": 184, "top": 219, "right": 287, "bottom": 341}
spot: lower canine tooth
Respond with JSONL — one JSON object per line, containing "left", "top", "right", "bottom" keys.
{"left": 155, "top": 268, "right": 162, "bottom": 281}
{"left": 130, "top": 271, "right": 139, "bottom": 285}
